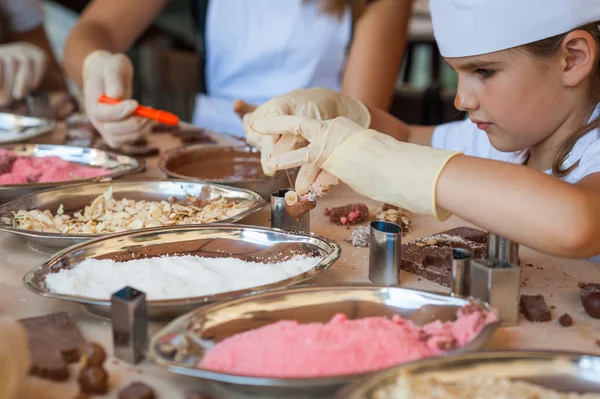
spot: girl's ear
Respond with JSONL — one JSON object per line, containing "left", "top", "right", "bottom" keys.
{"left": 559, "top": 30, "right": 597, "bottom": 88}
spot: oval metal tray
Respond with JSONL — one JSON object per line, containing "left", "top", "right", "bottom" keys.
{"left": 337, "top": 351, "right": 600, "bottom": 398}
{"left": 159, "top": 144, "right": 294, "bottom": 199}
{"left": 0, "top": 112, "right": 55, "bottom": 144}
{"left": 23, "top": 224, "right": 341, "bottom": 319}
{"left": 147, "top": 285, "right": 500, "bottom": 398}
{"left": 0, "top": 180, "right": 265, "bottom": 252}
{"left": 0, "top": 143, "right": 144, "bottom": 203}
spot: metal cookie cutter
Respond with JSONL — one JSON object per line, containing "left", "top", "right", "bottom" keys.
{"left": 469, "top": 259, "right": 520, "bottom": 326}
{"left": 271, "top": 188, "right": 310, "bottom": 233}
{"left": 111, "top": 286, "right": 148, "bottom": 364}
{"left": 369, "top": 220, "right": 402, "bottom": 285}
{"left": 450, "top": 248, "right": 472, "bottom": 297}
{"left": 486, "top": 232, "right": 519, "bottom": 265}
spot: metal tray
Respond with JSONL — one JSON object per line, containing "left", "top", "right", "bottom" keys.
{"left": 0, "top": 112, "right": 55, "bottom": 144}
{"left": 0, "top": 144, "right": 144, "bottom": 203}
{"left": 337, "top": 351, "right": 600, "bottom": 398}
{"left": 159, "top": 144, "right": 294, "bottom": 199}
{"left": 23, "top": 224, "right": 340, "bottom": 320}
{"left": 147, "top": 285, "right": 500, "bottom": 398}
{"left": 0, "top": 180, "right": 265, "bottom": 252}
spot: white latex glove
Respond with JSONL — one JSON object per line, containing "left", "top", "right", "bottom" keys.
{"left": 0, "top": 42, "right": 46, "bottom": 106}
{"left": 0, "top": 316, "right": 31, "bottom": 399}
{"left": 242, "top": 88, "right": 371, "bottom": 193}
{"left": 251, "top": 115, "right": 461, "bottom": 220}
{"left": 83, "top": 50, "right": 153, "bottom": 148}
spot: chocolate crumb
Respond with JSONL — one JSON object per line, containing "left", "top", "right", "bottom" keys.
{"left": 550, "top": 305, "right": 556, "bottom": 309}
{"left": 525, "top": 263, "right": 533, "bottom": 267}
{"left": 596, "top": 339, "right": 600, "bottom": 348}
{"left": 558, "top": 313, "right": 573, "bottom": 327}
{"left": 520, "top": 294, "right": 552, "bottom": 322}
{"left": 417, "top": 278, "right": 422, "bottom": 281}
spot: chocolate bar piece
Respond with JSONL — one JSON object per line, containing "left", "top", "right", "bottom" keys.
{"left": 324, "top": 203, "right": 369, "bottom": 226}
{"left": 520, "top": 294, "right": 552, "bottom": 322}
{"left": 118, "top": 382, "right": 155, "bottom": 399}
{"left": 19, "top": 312, "right": 86, "bottom": 380}
{"left": 400, "top": 227, "right": 487, "bottom": 286}
{"left": 578, "top": 282, "right": 600, "bottom": 319}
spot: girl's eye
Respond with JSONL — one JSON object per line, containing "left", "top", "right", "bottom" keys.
{"left": 475, "top": 68, "right": 496, "bottom": 79}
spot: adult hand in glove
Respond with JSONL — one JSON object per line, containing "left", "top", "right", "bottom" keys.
{"left": 242, "top": 88, "right": 371, "bottom": 195}
{"left": 251, "top": 115, "right": 461, "bottom": 220}
{"left": 83, "top": 50, "right": 153, "bottom": 148}
{"left": 0, "top": 42, "right": 46, "bottom": 106}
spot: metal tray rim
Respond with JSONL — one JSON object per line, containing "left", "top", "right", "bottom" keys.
{"left": 159, "top": 144, "right": 288, "bottom": 184}
{"left": 146, "top": 285, "right": 501, "bottom": 388}
{"left": 22, "top": 224, "right": 342, "bottom": 308}
{"left": 336, "top": 350, "right": 600, "bottom": 398}
{"left": 0, "top": 143, "right": 145, "bottom": 189}
{"left": 0, "top": 179, "right": 266, "bottom": 239}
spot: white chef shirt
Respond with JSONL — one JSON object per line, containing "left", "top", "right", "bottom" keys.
{"left": 192, "top": 0, "right": 352, "bottom": 136}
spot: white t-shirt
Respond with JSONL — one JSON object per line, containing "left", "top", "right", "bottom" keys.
{"left": 432, "top": 102, "right": 600, "bottom": 261}
{"left": 192, "top": 0, "right": 352, "bottom": 136}
{"left": 432, "top": 103, "right": 600, "bottom": 184}
{"left": 2, "top": 0, "right": 43, "bottom": 34}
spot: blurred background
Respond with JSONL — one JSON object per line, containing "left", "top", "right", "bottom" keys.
{"left": 43, "top": 0, "right": 461, "bottom": 126}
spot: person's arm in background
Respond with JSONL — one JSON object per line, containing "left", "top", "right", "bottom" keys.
{"left": 341, "top": 0, "right": 412, "bottom": 110}
{"left": 63, "top": 0, "right": 167, "bottom": 88}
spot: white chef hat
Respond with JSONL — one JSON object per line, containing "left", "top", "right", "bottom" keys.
{"left": 430, "top": 0, "right": 600, "bottom": 58}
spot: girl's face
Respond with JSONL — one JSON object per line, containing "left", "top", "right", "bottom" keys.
{"left": 446, "top": 49, "right": 570, "bottom": 152}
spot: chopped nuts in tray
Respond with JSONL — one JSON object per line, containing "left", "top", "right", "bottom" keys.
{"left": 4, "top": 187, "right": 250, "bottom": 234}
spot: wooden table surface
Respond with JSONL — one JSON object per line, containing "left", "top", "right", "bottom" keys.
{"left": 1, "top": 121, "right": 599, "bottom": 399}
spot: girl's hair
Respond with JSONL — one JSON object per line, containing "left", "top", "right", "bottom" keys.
{"left": 303, "top": 0, "right": 369, "bottom": 20}
{"left": 523, "top": 21, "right": 600, "bottom": 177}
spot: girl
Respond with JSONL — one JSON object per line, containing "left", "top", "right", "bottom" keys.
{"left": 62, "top": 0, "right": 409, "bottom": 148}
{"left": 247, "top": 0, "right": 600, "bottom": 259}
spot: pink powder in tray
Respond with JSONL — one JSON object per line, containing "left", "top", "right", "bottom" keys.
{"left": 199, "top": 304, "right": 498, "bottom": 378}
{"left": 0, "top": 149, "right": 109, "bottom": 184}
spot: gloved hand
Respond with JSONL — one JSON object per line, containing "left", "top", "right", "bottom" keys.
{"left": 83, "top": 50, "right": 153, "bottom": 148}
{"left": 0, "top": 316, "right": 30, "bottom": 399}
{"left": 251, "top": 115, "right": 461, "bottom": 220}
{"left": 0, "top": 42, "right": 47, "bottom": 106}
{"left": 242, "top": 88, "right": 371, "bottom": 194}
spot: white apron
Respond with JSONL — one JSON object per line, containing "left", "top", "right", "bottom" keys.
{"left": 192, "top": 0, "right": 352, "bottom": 136}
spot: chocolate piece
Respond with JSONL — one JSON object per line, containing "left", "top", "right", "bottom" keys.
{"left": 19, "top": 312, "right": 86, "bottom": 381}
{"left": 559, "top": 313, "right": 573, "bottom": 327}
{"left": 285, "top": 192, "right": 316, "bottom": 219}
{"left": 324, "top": 203, "right": 369, "bottom": 226}
{"left": 520, "top": 294, "right": 552, "bottom": 322}
{"left": 118, "top": 382, "right": 155, "bottom": 399}
{"left": 578, "top": 282, "right": 600, "bottom": 319}
{"left": 347, "top": 226, "right": 370, "bottom": 248}
{"left": 400, "top": 227, "right": 487, "bottom": 287}
{"left": 81, "top": 342, "right": 107, "bottom": 367}
{"left": 78, "top": 366, "right": 109, "bottom": 394}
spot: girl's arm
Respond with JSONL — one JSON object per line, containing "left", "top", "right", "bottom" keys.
{"left": 63, "top": 0, "right": 168, "bottom": 88}
{"left": 341, "top": 0, "right": 411, "bottom": 110}
{"left": 437, "top": 156, "right": 600, "bottom": 258}
{"left": 368, "top": 105, "right": 435, "bottom": 145}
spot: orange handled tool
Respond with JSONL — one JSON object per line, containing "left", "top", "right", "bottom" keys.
{"left": 98, "top": 95, "right": 180, "bottom": 126}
